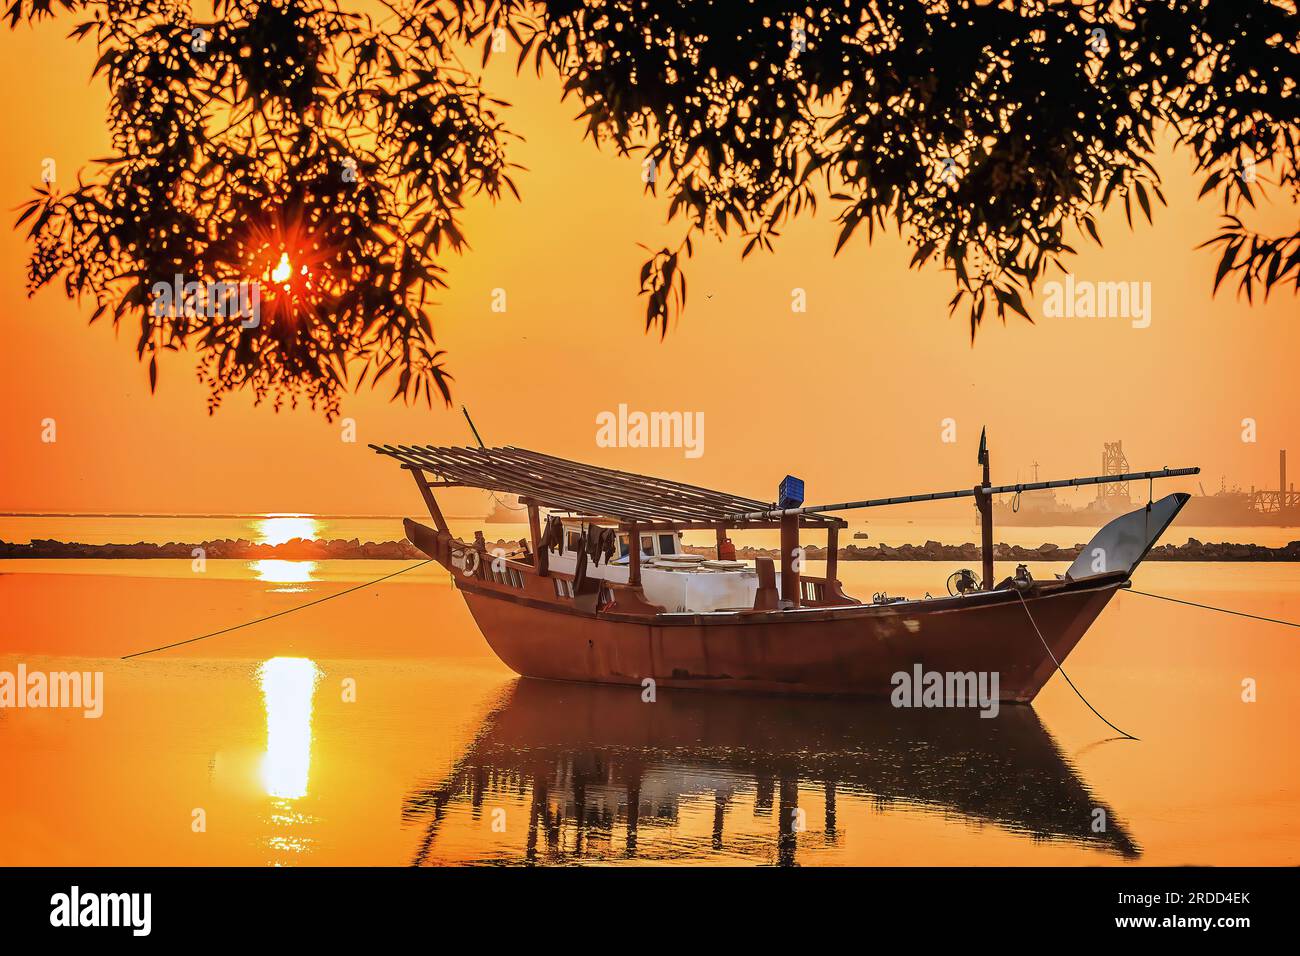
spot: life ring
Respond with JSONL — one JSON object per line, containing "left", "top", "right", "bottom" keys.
{"left": 455, "top": 548, "right": 481, "bottom": 577}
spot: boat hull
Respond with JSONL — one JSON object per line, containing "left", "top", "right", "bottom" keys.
{"left": 457, "top": 576, "right": 1124, "bottom": 702}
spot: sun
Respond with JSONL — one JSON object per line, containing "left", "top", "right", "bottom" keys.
{"left": 270, "top": 252, "right": 293, "bottom": 286}
{"left": 237, "top": 213, "right": 323, "bottom": 291}
{"left": 232, "top": 212, "right": 333, "bottom": 326}
{"left": 266, "top": 251, "right": 311, "bottom": 291}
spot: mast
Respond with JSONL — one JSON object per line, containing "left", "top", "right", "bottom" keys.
{"left": 976, "top": 428, "right": 994, "bottom": 589}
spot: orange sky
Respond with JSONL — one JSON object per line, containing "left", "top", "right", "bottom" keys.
{"left": 1, "top": 16, "right": 1296, "bottom": 517}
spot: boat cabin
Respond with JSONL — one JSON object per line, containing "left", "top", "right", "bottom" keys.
{"left": 370, "top": 443, "right": 853, "bottom": 616}
{"left": 553, "top": 517, "right": 684, "bottom": 562}
{"left": 547, "top": 516, "right": 759, "bottom": 613}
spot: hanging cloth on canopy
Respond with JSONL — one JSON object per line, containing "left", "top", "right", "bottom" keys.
{"left": 586, "top": 526, "right": 616, "bottom": 567}
{"left": 539, "top": 515, "right": 564, "bottom": 554}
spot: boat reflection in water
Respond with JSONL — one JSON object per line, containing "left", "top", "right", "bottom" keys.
{"left": 403, "top": 679, "right": 1139, "bottom": 865}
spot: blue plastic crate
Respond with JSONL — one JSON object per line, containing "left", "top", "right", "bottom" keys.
{"left": 778, "top": 475, "right": 805, "bottom": 510}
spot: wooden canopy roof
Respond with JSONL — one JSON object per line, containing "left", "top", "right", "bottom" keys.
{"left": 371, "top": 444, "right": 845, "bottom": 528}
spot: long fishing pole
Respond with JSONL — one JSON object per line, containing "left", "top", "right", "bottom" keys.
{"left": 731, "top": 466, "right": 1200, "bottom": 520}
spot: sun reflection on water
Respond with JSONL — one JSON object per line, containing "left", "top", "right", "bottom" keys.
{"left": 249, "top": 559, "right": 317, "bottom": 587}
{"left": 257, "top": 656, "right": 322, "bottom": 800}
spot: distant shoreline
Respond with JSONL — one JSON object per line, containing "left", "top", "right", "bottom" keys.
{"left": 2, "top": 537, "right": 1298, "bottom": 562}
{"left": 0, "top": 513, "right": 481, "bottom": 520}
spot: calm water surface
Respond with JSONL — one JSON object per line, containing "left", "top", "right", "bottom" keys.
{"left": 4, "top": 512, "right": 1298, "bottom": 548}
{"left": 1, "top": 543, "right": 1297, "bottom": 866}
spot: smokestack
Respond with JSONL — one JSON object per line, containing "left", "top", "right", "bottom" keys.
{"left": 1282, "top": 449, "right": 1288, "bottom": 500}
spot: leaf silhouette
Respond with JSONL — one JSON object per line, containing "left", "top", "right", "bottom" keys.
{"left": 5, "top": 0, "right": 1298, "bottom": 418}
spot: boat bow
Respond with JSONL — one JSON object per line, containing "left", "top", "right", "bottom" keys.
{"left": 1066, "top": 493, "right": 1191, "bottom": 581}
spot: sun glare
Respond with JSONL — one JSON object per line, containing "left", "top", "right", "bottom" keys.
{"left": 269, "top": 252, "right": 293, "bottom": 285}
{"left": 257, "top": 657, "right": 322, "bottom": 800}
{"left": 255, "top": 515, "right": 321, "bottom": 546}
{"left": 250, "top": 559, "right": 317, "bottom": 585}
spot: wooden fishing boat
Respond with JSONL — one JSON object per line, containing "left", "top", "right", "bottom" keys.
{"left": 372, "top": 435, "right": 1197, "bottom": 703}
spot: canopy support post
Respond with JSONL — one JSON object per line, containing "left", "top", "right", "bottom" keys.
{"left": 627, "top": 522, "right": 642, "bottom": 587}
{"left": 780, "top": 514, "right": 800, "bottom": 608}
{"left": 527, "top": 503, "right": 546, "bottom": 576}
{"left": 826, "top": 524, "right": 839, "bottom": 584}
{"left": 410, "top": 468, "right": 449, "bottom": 533}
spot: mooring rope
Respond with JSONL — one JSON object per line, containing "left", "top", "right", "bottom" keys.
{"left": 1015, "top": 589, "right": 1138, "bottom": 741}
{"left": 1126, "top": 588, "right": 1298, "bottom": 628}
{"left": 120, "top": 559, "right": 434, "bottom": 660}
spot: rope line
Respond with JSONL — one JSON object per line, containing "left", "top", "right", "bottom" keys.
{"left": 1126, "top": 588, "right": 1297, "bottom": 628}
{"left": 1015, "top": 589, "right": 1138, "bottom": 741}
{"left": 120, "top": 559, "right": 435, "bottom": 660}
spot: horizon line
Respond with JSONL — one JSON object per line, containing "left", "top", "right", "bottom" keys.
{"left": 0, "top": 512, "right": 493, "bottom": 520}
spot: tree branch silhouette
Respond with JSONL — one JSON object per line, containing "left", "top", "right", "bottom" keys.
{"left": 7, "top": 1, "right": 1298, "bottom": 417}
